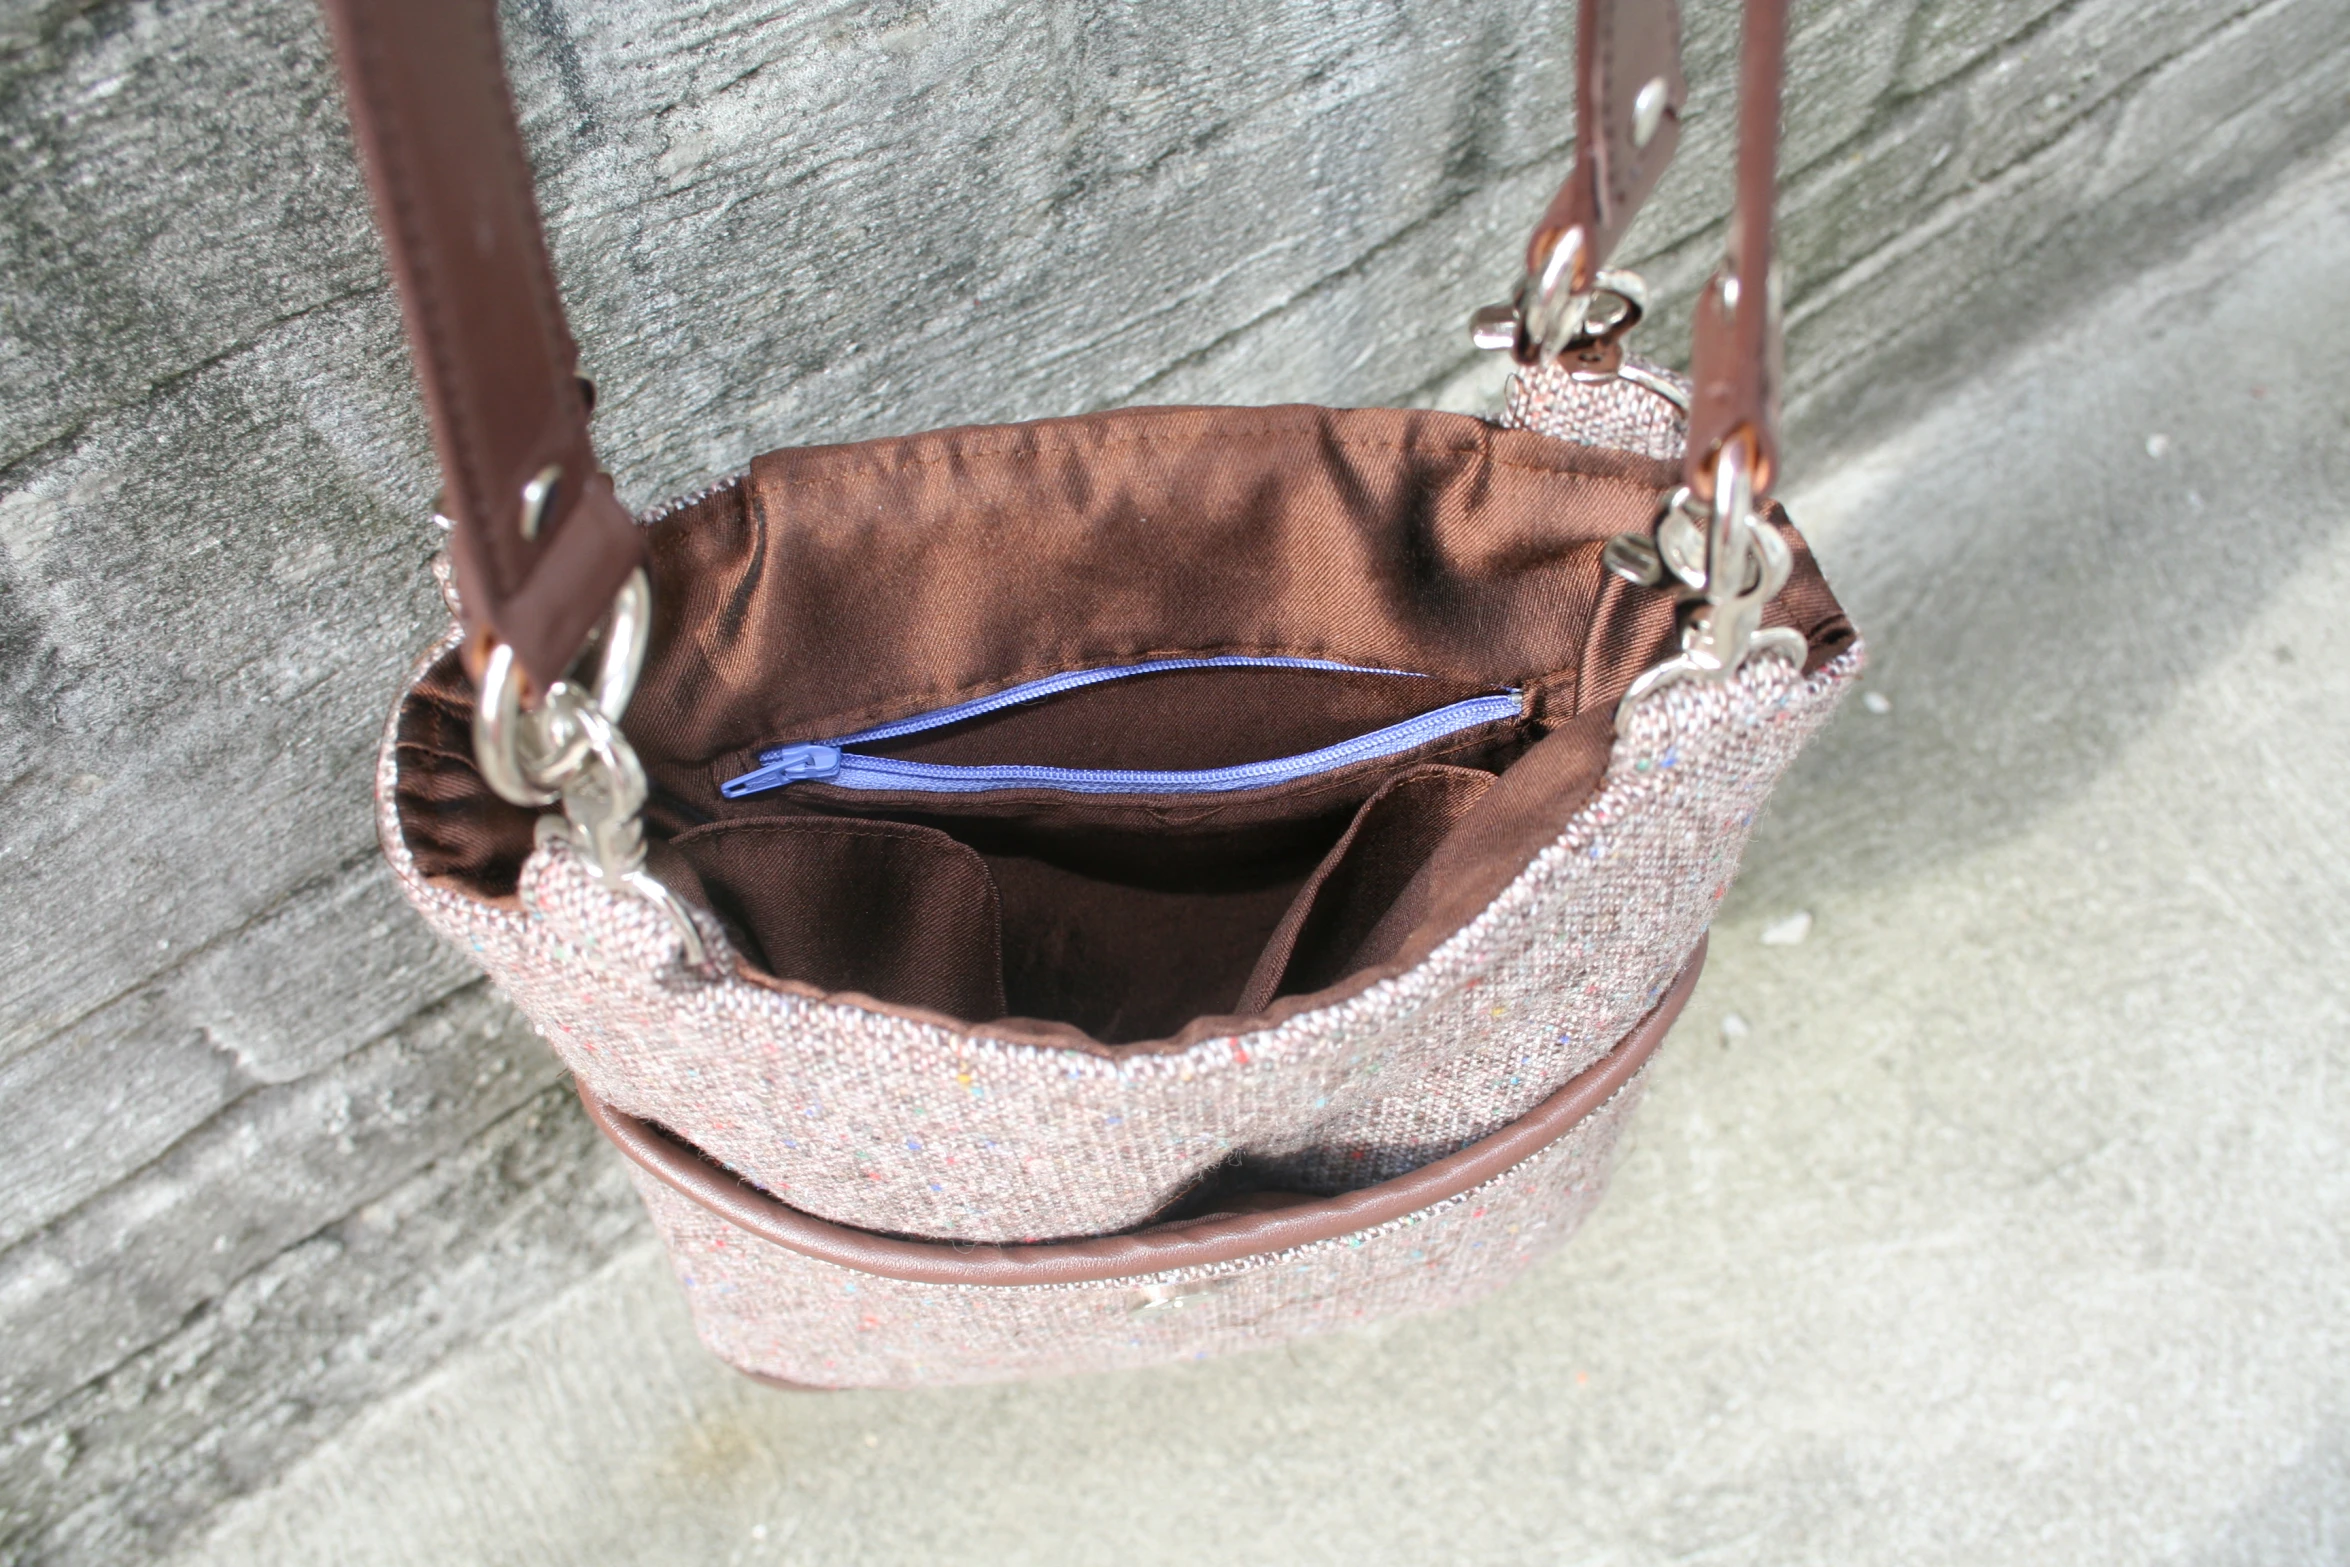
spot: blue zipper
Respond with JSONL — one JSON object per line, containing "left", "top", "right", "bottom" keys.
{"left": 719, "top": 656, "right": 1522, "bottom": 799}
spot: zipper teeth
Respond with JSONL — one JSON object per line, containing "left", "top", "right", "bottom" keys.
{"left": 824, "top": 656, "right": 1429, "bottom": 749}
{"left": 634, "top": 468, "right": 748, "bottom": 526}
{"left": 808, "top": 692, "right": 1523, "bottom": 796}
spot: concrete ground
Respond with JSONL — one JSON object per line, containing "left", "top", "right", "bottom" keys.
{"left": 167, "top": 140, "right": 2350, "bottom": 1567}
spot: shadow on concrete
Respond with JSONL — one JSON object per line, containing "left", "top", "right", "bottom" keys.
{"left": 2189, "top": 1419, "right": 2350, "bottom": 1565}
{"left": 1735, "top": 136, "right": 2350, "bottom": 915}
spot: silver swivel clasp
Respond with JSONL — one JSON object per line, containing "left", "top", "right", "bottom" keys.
{"left": 1603, "top": 436, "right": 1807, "bottom": 726}
{"left": 470, "top": 473, "right": 710, "bottom": 969}
{"left": 1470, "top": 227, "right": 1690, "bottom": 413}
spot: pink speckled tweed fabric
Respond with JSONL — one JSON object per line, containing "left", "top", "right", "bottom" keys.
{"left": 376, "top": 370, "right": 1855, "bottom": 1384}
{"left": 1502, "top": 356, "right": 1689, "bottom": 460}
{"left": 629, "top": 1077, "right": 1646, "bottom": 1388}
{"left": 381, "top": 641, "right": 1852, "bottom": 1245}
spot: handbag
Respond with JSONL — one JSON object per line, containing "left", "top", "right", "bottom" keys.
{"left": 329, "top": 0, "right": 1857, "bottom": 1389}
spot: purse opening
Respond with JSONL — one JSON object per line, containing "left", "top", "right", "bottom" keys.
{"left": 392, "top": 404, "right": 1850, "bottom": 1050}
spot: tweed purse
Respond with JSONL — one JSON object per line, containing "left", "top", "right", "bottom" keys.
{"left": 333, "top": 0, "right": 1856, "bottom": 1389}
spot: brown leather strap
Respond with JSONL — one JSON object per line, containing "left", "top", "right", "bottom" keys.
{"left": 581, "top": 939, "right": 1702, "bottom": 1288}
{"left": 1683, "top": 0, "right": 1789, "bottom": 499}
{"left": 1525, "top": 0, "right": 1687, "bottom": 294}
{"left": 1517, "top": 0, "right": 1792, "bottom": 500}
{"left": 322, "top": 0, "right": 641, "bottom": 691}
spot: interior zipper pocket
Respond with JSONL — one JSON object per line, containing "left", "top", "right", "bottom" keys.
{"left": 719, "top": 656, "right": 1524, "bottom": 800}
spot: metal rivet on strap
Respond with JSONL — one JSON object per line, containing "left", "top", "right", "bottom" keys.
{"left": 519, "top": 464, "right": 562, "bottom": 540}
{"left": 1632, "top": 77, "right": 1670, "bottom": 149}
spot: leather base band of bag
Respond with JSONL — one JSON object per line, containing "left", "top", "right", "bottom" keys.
{"left": 335, "top": 0, "right": 1860, "bottom": 1389}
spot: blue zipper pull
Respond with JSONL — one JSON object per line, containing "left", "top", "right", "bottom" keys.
{"left": 719, "top": 743, "right": 843, "bottom": 798}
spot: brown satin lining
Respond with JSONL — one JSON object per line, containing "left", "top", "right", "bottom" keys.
{"left": 631, "top": 406, "right": 1689, "bottom": 757}
{"left": 582, "top": 937, "right": 1702, "bottom": 1287}
{"left": 394, "top": 405, "right": 1850, "bottom": 1052}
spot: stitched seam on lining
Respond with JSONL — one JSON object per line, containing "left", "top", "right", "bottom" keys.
{"left": 747, "top": 420, "right": 1675, "bottom": 493}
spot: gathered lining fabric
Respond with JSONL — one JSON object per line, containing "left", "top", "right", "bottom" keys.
{"left": 395, "top": 403, "right": 1850, "bottom": 1050}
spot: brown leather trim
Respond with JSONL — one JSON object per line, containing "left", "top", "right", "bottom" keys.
{"left": 321, "top": 0, "right": 641, "bottom": 688}
{"left": 1527, "top": 0, "right": 1687, "bottom": 289}
{"left": 580, "top": 937, "right": 1702, "bottom": 1287}
{"left": 1684, "top": 0, "right": 1789, "bottom": 497}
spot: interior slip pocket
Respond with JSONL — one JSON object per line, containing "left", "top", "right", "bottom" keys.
{"left": 665, "top": 817, "right": 1007, "bottom": 1021}
{"left": 1235, "top": 764, "right": 1498, "bottom": 1014}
